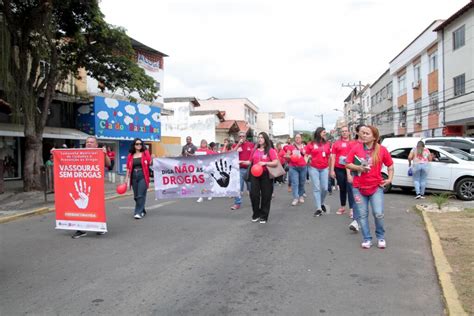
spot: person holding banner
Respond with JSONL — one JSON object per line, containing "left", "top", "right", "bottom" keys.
{"left": 245, "top": 132, "right": 279, "bottom": 224}
{"left": 71, "top": 136, "right": 111, "bottom": 239}
{"left": 182, "top": 136, "right": 197, "bottom": 157}
{"left": 196, "top": 139, "right": 216, "bottom": 203}
{"left": 125, "top": 138, "right": 152, "bottom": 219}
{"left": 230, "top": 131, "right": 255, "bottom": 210}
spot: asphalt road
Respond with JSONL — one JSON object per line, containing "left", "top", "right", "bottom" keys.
{"left": 0, "top": 184, "right": 444, "bottom": 315}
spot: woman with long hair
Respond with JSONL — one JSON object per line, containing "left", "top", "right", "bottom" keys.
{"left": 330, "top": 126, "right": 355, "bottom": 217}
{"left": 220, "top": 138, "right": 232, "bottom": 153}
{"left": 408, "top": 141, "right": 432, "bottom": 199}
{"left": 283, "top": 133, "right": 307, "bottom": 206}
{"left": 244, "top": 132, "right": 279, "bottom": 223}
{"left": 125, "top": 138, "right": 152, "bottom": 219}
{"left": 346, "top": 126, "right": 394, "bottom": 249}
{"left": 305, "top": 127, "right": 331, "bottom": 216}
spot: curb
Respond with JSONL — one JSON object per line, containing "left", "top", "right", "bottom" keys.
{"left": 417, "top": 206, "right": 467, "bottom": 316}
{"left": 0, "top": 189, "right": 143, "bottom": 224}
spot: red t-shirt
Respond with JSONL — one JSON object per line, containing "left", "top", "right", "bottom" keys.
{"left": 305, "top": 141, "right": 331, "bottom": 169}
{"left": 196, "top": 148, "right": 216, "bottom": 155}
{"left": 284, "top": 144, "right": 307, "bottom": 167}
{"left": 346, "top": 143, "right": 393, "bottom": 189}
{"left": 331, "top": 139, "right": 354, "bottom": 169}
{"left": 251, "top": 148, "right": 278, "bottom": 171}
{"left": 278, "top": 149, "right": 286, "bottom": 165}
{"left": 107, "top": 151, "right": 115, "bottom": 160}
{"left": 233, "top": 141, "right": 255, "bottom": 168}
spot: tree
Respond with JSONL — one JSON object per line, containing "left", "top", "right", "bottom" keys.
{"left": 0, "top": 0, "right": 157, "bottom": 191}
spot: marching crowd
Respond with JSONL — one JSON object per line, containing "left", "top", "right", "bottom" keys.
{"left": 68, "top": 125, "right": 395, "bottom": 250}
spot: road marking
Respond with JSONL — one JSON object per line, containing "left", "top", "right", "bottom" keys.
{"left": 119, "top": 201, "right": 176, "bottom": 210}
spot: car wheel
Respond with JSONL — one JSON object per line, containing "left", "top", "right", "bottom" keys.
{"left": 455, "top": 178, "right": 474, "bottom": 201}
{"left": 382, "top": 173, "right": 391, "bottom": 193}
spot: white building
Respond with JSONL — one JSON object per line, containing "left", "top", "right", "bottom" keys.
{"left": 389, "top": 20, "right": 445, "bottom": 137}
{"left": 272, "top": 112, "right": 294, "bottom": 143}
{"left": 434, "top": 2, "right": 474, "bottom": 136}
{"left": 256, "top": 112, "right": 273, "bottom": 137}
{"left": 370, "top": 69, "right": 394, "bottom": 137}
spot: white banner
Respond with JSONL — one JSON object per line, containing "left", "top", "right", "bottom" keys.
{"left": 153, "top": 152, "right": 240, "bottom": 199}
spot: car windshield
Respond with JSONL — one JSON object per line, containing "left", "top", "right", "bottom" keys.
{"left": 440, "top": 147, "right": 474, "bottom": 161}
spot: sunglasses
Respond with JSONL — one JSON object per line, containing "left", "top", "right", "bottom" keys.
{"left": 135, "top": 143, "right": 143, "bottom": 146}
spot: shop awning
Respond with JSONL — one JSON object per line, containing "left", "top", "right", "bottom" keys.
{"left": 0, "top": 123, "right": 91, "bottom": 140}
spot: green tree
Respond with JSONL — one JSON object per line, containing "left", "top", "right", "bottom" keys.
{"left": 0, "top": 0, "right": 157, "bottom": 191}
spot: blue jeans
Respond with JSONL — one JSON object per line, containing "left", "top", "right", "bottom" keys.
{"left": 308, "top": 167, "right": 328, "bottom": 210}
{"left": 234, "top": 168, "right": 251, "bottom": 205}
{"left": 413, "top": 164, "right": 428, "bottom": 195}
{"left": 131, "top": 169, "right": 147, "bottom": 216}
{"left": 289, "top": 166, "right": 307, "bottom": 199}
{"left": 353, "top": 187, "right": 385, "bottom": 242}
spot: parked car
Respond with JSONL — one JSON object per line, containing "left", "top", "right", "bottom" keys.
{"left": 381, "top": 144, "right": 474, "bottom": 201}
{"left": 382, "top": 136, "right": 474, "bottom": 154}
{"left": 423, "top": 137, "right": 474, "bottom": 155}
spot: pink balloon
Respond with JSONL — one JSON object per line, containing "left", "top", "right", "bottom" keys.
{"left": 116, "top": 183, "right": 127, "bottom": 195}
{"left": 251, "top": 164, "right": 263, "bottom": 177}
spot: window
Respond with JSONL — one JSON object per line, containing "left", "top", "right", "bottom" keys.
{"left": 154, "top": 82, "right": 160, "bottom": 91}
{"left": 415, "top": 100, "right": 422, "bottom": 121}
{"left": 429, "top": 93, "right": 439, "bottom": 113}
{"left": 413, "top": 63, "right": 421, "bottom": 83}
{"left": 453, "top": 74, "right": 465, "bottom": 96}
{"left": 371, "top": 96, "right": 376, "bottom": 105}
{"left": 390, "top": 148, "right": 411, "bottom": 160}
{"left": 429, "top": 52, "right": 438, "bottom": 72}
{"left": 398, "top": 74, "right": 406, "bottom": 95}
{"left": 453, "top": 25, "right": 465, "bottom": 50}
{"left": 399, "top": 108, "right": 407, "bottom": 124}
{"left": 381, "top": 87, "right": 387, "bottom": 99}
{"left": 39, "top": 60, "right": 50, "bottom": 79}
{"left": 387, "top": 82, "right": 393, "bottom": 99}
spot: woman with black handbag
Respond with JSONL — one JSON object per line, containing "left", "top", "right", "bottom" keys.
{"left": 243, "top": 132, "right": 279, "bottom": 224}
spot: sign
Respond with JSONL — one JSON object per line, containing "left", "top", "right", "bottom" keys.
{"left": 137, "top": 53, "right": 160, "bottom": 72}
{"left": 94, "top": 96, "right": 161, "bottom": 141}
{"left": 53, "top": 149, "right": 107, "bottom": 232}
{"left": 154, "top": 152, "right": 240, "bottom": 199}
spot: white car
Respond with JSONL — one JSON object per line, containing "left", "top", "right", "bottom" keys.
{"left": 381, "top": 144, "right": 474, "bottom": 201}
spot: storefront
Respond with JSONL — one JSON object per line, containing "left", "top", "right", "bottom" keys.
{"left": 77, "top": 96, "right": 161, "bottom": 174}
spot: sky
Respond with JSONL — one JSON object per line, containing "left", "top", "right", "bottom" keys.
{"left": 99, "top": 0, "right": 469, "bottom": 131}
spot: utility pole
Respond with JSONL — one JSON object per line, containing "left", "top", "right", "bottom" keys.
{"left": 341, "top": 81, "right": 366, "bottom": 131}
{"left": 315, "top": 114, "right": 324, "bottom": 128}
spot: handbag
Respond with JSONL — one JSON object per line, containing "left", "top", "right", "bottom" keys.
{"left": 268, "top": 160, "right": 286, "bottom": 179}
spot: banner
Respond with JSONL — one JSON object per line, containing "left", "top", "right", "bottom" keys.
{"left": 154, "top": 152, "right": 240, "bottom": 199}
{"left": 53, "top": 149, "right": 107, "bottom": 232}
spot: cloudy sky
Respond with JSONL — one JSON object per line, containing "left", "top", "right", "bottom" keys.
{"left": 100, "top": 0, "right": 468, "bottom": 131}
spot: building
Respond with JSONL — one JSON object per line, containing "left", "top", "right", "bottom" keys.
{"left": 197, "top": 97, "right": 259, "bottom": 141}
{"left": 162, "top": 97, "right": 223, "bottom": 146}
{"left": 389, "top": 20, "right": 445, "bottom": 137}
{"left": 370, "top": 69, "right": 395, "bottom": 137}
{"left": 271, "top": 112, "right": 295, "bottom": 143}
{"left": 76, "top": 38, "right": 168, "bottom": 173}
{"left": 343, "top": 84, "right": 370, "bottom": 135}
{"left": 434, "top": 2, "right": 474, "bottom": 136}
{"left": 256, "top": 112, "right": 273, "bottom": 138}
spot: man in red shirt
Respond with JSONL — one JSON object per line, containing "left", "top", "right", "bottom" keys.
{"left": 230, "top": 131, "right": 255, "bottom": 210}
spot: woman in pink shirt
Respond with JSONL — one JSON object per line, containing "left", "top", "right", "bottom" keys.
{"left": 243, "top": 132, "right": 279, "bottom": 223}
{"left": 305, "top": 127, "right": 331, "bottom": 216}
{"left": 283, "top": 134, "right": 307, "bottom": 206}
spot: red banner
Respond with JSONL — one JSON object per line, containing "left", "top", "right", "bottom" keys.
{"left": 53, "top": 149, "right": 107, "bottom": 232}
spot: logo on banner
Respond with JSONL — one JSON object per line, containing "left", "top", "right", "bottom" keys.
{"left": 137, "top": 53, "right": 160, "bottom": 72}
{"left": 210, "top": 158, "right": 232, "bottom": 187}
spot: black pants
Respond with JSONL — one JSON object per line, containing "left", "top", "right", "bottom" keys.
{"left": 335, "top": 167, "right": 355, "bottom": 208}
{"left": 250, "top": 171, "right": 273, "bottom": 221}
{"left": 131, "top": 169, "right": 147, "bottom": 215}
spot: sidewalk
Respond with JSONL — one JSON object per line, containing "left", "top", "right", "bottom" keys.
{"left": 0, "top": 173, "right": 131, "bottom": 220}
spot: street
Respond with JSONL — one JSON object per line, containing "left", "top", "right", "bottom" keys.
{"left": 0, "top": 185, "right": 444, "bottom": 315}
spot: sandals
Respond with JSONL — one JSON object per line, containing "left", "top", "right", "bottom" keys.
{"left": 336, "top": 207, "right": 346, "bottom": 215}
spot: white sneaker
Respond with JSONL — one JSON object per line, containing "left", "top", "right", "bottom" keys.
{"left": 420, "top": 195, "right": 425, "bottom": 199}
{"left": 303, "top": 193, "right": 307, "bottom": 198}
{"left": 415, "top": 195, "right": 421, "bottom": 199}
{"left": 291, "top": 199, "right": 298, "bottom": 206}
{"left": 349, "top": 220, "right": 359, "bottom": 232}
{"left": 361, "top": 240, "right": 372, "bottom": 249}
{"left": 207, "top": 197, "right": 213, "bottom": 201}
{"left": 378, "top": 239, "right": 386, "bottom": 249}
{"left": 134, "top": 214, "right": 142, "bottom": 219}
{"left": 197, "top": 197, "right": 203, "bottom": 203}
{"left": 299, "top": 196, "right": 305, "bottom": 204}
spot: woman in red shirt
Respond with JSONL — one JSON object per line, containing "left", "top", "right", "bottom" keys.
{"left": 305, "top": 127, "right": 331, "bottom": 216}
{"left": 283, "top": 134, "right": 307, "bottom": 206}
{"left": 329, "top": 126, "right": 355, "bottom": 216}
{"left": 243, "top": 132, "right": 279, "bottom": 223}
{"left": 196, "top": 139, "right": 216, "bottom": 202}
{"left": 125, "top": 138, "right": 152, "bottom": 219}
{"left": 346, "top": 126, "right": 394, "bottom": 249}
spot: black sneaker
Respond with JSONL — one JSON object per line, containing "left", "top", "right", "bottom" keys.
{"left": 321, "top": 205, "right": 327, "bottom": 213}
{"left": 96, "top": 231, "right": 106, "bottom": 236}
{"left": 72, "top": 231, "right": 87, "bottom": 239}
{"left": 313, "top": 209, "right": 323, "bottom": 217}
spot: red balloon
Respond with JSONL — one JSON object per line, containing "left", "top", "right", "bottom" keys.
{"left": 290, "top": 154, "right": 300, "bottom": 163}
{"left": 116, "top": 183, "right": 127, "bottom": 195}
{"left": 251, "top": 164, "right": 263, "bottom": 177}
